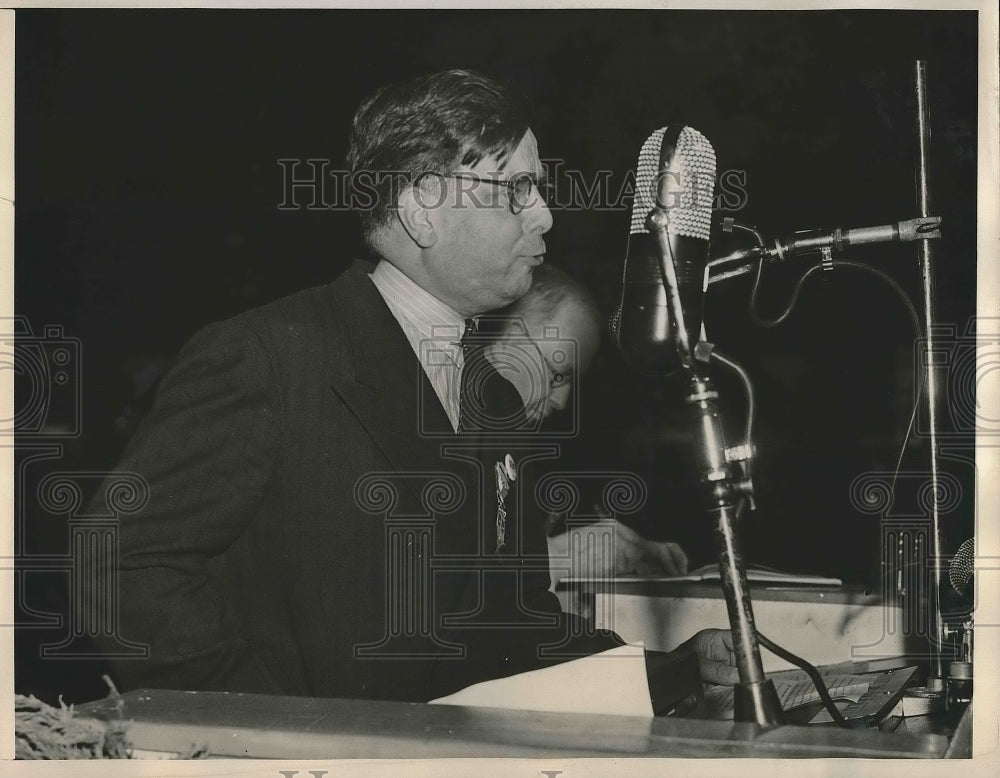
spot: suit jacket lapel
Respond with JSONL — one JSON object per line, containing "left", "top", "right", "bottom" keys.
{"left": 328, "top": 261, "right": 460, "bottom": 507}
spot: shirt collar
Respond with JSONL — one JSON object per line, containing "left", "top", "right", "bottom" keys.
{"left": 369, "top": 259, "right": 467, "bottom": 344}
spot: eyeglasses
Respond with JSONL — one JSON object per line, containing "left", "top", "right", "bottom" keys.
{"left": 425, "top": 171, "right": 551, "bottom": 215}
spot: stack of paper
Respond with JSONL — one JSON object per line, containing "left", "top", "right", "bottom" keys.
{"left": 701, "top": 671, "right": 872, "bottom": 720}
{"left": 429, "top": 643, "right": 654, "bottom": 718}
{"left": 565, "top": 563, "right": 842, "bottom": 587}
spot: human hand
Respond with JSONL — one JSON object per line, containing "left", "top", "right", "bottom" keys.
{"left": 674, "top": 628, "right": 739, "bottom": 686}
{"left": 547, "top": 515, "right": 688, "bottom": 581}
{"left": 611, "top": 520, "right": 688, "bottom": 577}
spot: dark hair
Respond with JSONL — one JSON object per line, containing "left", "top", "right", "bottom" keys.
{"left": 346, "top": 69, "right": 529, "bottom": 248}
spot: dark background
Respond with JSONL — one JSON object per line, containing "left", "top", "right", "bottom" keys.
{"left": 14, "top": 9, "right": 978, "bottom": 703}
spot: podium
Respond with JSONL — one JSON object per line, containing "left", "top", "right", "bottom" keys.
{"left": 556, "top": 578, "right": 923, "bottom": 672}
{"left": 75, "top": 687, "right": 961, "bottom": 759}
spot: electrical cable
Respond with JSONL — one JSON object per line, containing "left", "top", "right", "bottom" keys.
{"left": 709, "top": 349, "right": 755, "bottom": 447}
{"left": 705, "top": 238, "right": 930, "bottom": 726}
{"left": 749, "top": 258, "right": 824, "bottom": 328}
{"left": 756, "top": 631, "right": 851, "bottom": 727}
{"left": 736, "top": 258, "right": 929, "bottom": 726}
{"left": 747, "top": 257, "right": 925, "bottom": 503}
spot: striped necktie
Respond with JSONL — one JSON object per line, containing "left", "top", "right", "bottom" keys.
{"left": 458, "top": 318, "right": 527, "bottom": 433}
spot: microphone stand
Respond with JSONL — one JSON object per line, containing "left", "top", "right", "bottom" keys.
{"left": 703, "top": 63, "right": 952, "bottom": 700}
{"left": 914, "top": 60, "right": 948, "bottom": 693}
{"left": 649, "top": 209, "right": 785, "bottom": 725}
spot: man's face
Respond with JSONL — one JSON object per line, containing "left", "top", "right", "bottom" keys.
{"left": 493, "top": 299, "right": 599, "bottom": 425}
{"left": 535, "top": 301, "right": 598, "bottom": 422}
{"left": 421, "top": 129, "right": 553, "bottom": 316}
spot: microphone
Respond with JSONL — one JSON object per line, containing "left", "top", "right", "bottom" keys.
{"left": 949, "top": 538, "right": 974, "bottom": 598}
{"left": 612, "top": 126, "right": 717, "bottom": 375}
{"left": 611, "top": 128, "right": 786, "bottom": 724}
{"left": 707, "top": 216, "right": 942, "bottom": 286}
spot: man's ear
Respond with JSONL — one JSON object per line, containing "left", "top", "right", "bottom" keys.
{"left": 396, "top": 178, "right": 441, "bottom": 249}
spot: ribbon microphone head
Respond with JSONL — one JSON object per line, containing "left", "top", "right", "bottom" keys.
{"left": 949, "top": 537, "right": 975, "bottom": 599}
{"left": 612, "top": 125, "right": 716, "bottom": 375}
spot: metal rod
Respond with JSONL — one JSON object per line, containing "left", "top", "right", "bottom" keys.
{"left": 715, "top": 501, "right": 765, "bottom": 685}
{"left": 705, "top": 216, "right": 942, "bottom": 287}
{"left": 685, "top": 371, "right": 784, "bottom": 724}
{"left": 915, "top": 59, "right": 946, "bottom": 685}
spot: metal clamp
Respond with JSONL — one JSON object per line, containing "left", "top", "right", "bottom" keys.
{"left": 820, "top": 245, "right": 834, "bottom": 272}
{"left": 724, "top": 444, "right": 755, "bottom": 463}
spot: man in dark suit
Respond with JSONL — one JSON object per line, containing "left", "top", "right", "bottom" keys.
{"left": 82, "top": 69, "right": 737, "bottom": 702}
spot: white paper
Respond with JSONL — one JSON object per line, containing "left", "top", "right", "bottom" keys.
{"left": 701, "top": 672, "right": 872, "bottom": 720}
{"left": 562, "top": 563, "right": 842, "bottom": 587}
{"left": 429, "top": 643, "right": 654, "bottom": 718}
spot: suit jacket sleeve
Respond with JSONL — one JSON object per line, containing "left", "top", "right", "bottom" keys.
{"left": 84, "top": 319, "right": 284, "bottom": 693}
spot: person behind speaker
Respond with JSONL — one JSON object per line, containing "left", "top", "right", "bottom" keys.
{"left": 483, "top": 264, "right": 690, "bottom": 585}
{"left": 79, "top": 68, "right": 735, "bottom": 701}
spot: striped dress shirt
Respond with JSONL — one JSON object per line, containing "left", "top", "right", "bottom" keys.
{"left": 369, "top": 260, "right": 467, "bottom": 432}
